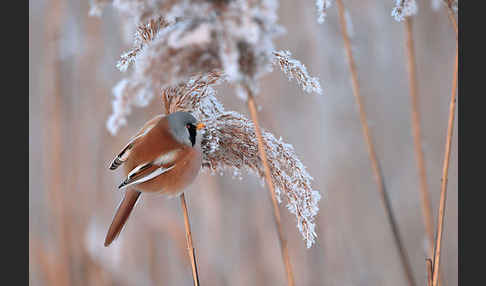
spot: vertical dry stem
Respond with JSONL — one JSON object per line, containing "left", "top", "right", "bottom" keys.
{"left": 404, "top": 17, "right": 440, "bottom": 281}
{"left": 431, "top": 45, "right": 458, "bottom": 286}
{"left": 426, "top": 258, "right": 433, "bottom": 286}
{"left": 43, "top": 0, "right": 71, "bottom": 284}
{"left": 247, "top": 92, "right": 295, "bottom": 286}
{"left": 162, "top": 101, "right": 200, "bottom": 286}
{"left": 445, "top": 1, "right": 458, "bottom": 38}
{"left": 180, "top": 193, "right": 201, "bottom": 286}
{"left": 335, "top": 1, "right": 415, "bottom": 286}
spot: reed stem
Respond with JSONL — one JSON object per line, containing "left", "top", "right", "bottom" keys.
{"left": 43, "top": 0, "right": 71, "bottom": 284}
{"left": 404, "top": 17, "right": 434, "bottom": 251}
{"left": 162, "top": 101, "right": 200, "bottom": 286}
{"left": 247, "top": 91, "right": 295, "bottom": 286}
{"left": 426, "top": 258, "right": 433, "bottom": 286}
{"left": 444, "top": 1, "right": 458, "bottom": 38}
{"left": 335, "top": 1, "right": 416, "bottom": 285}
{"left": 180, "top": 193, "right": 201, "bottom": 286}
{"left": 404, "top": 18, "right": 442, "bottom": 286}
{"left": 431, "top": 44, "right": 458, "bottom": 286}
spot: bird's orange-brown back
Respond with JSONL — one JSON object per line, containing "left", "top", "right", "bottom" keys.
{"left": 123, "top": 116, "right": 181, "bottom": 176}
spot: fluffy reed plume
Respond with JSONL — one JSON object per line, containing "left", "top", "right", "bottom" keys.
{"left": 163, "top": 71, "right": 321, "bottom": 248}
{"left": 392, "top": 0, "right": 418, "bottom": 22}
{"left": 272, "top": 50, "right": 323, "bottom": 95}
{"left": 92, "top": 0, "right": 322, "bottom": 135}
{"left": 116, "top": 16, "right": 171, "bottom": 72}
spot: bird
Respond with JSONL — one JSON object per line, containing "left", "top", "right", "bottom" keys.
{"left": 104, "top": 111, "right": 205, "bottom": 247}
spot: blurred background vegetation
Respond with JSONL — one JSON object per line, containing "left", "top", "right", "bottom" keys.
{"left": 29, "top": 0, "right": 457, "bottom": 285}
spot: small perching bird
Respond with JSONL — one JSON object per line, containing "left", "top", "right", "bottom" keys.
{"left": 104, "top": 111, "right": 205, "bottom": 247}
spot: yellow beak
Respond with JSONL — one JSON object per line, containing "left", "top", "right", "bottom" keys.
{"left": 196, "top": 122, "right": 205, "bottom": 130}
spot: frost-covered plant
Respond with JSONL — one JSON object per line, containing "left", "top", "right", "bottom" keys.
{"left": 162, "top": 71, "right": 321, "bottom": 248}
{"left": 93, "top": 0, "right": 323, "bottom": 247}
{"left": 391, "top": 0, "right": 418, "bottom": 22}
{"left": 431, "top": 0, "right": 458, "bottom": 12}
{"left": 116, "top": 16, "right": 171, "bottom": 72}
{"left": 451, "top": 0, "right": 458, "bottom": 12}
{"left": 90, "top": 0, "right": 322, "bottom": 134}
{"left": 315, "top": 0, "right": 333, "bottom": 24}
{"left": 273, "top": 50, "right": 323, "bottom": 95}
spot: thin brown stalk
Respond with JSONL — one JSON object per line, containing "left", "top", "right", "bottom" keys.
{"left": 404, "top": 17, "right": 439, "bottom": 279}
{"left": 404, "top": 17, "right": 434, "bottom": 249}
{"left": 446, "top": 11, "right": 458, "bottom": 38}
{"left": 445, "top": 1, "right": 458, "bottom": 38}
{"left": 162, "top": 100, "right": 201, "bottom": 286}
{"left": 42, "top": 0, "right": 70, "bottom": 285}
{"left": 431, "top": 44, "right": 458, "bottom": 286}
{"left": 31, "top": 239, "right": 58, "bottom": 286}
{"left": 180, "top": 193, "right": 201, "bottom": 286}
{"left": 335, "top": 1, "right": 416, "bottom": 286}
{"left": 426, "top": 258, "right": 433, "bottom": 286}
{"left": 247, "top": 91, "right": 295, "bottom": 286}
{"left": 148, "top": 231, "right": 160, "bottom": 285}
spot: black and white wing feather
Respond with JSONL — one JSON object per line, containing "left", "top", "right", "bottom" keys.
{"left": 117, "top": 149, "right": 181, "bottom": 190}
{"left": 108, "top": 115, "right": 162, "bottom": 170}
{"left": 118, "top": 164, "right": 176, "bottom": 190}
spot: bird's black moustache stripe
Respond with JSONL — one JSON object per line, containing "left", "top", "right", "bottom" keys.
{"left": 188, "top": 124, "right": 197, "bottom": 146}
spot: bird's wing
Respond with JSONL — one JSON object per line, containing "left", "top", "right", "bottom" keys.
{"left": 117, "top": 149, "right": 181, "bottom": 190}
{"left": 104, "top": 189, "right": 141, "bottom": 247}
{"left": 109, "top": 115, "right": 163, "bottom": 170}
{"left": 118, "top": 164, "right": 176, "bottom": 190}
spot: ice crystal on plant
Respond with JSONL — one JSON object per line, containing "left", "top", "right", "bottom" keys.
{"left": 272, "top": 50, "right": 323, "bottom": 95}
{"left": 106, "top": 80, "right": 131, "bottom": 135}
{"left": 391, "top": 0, "right": 418, "bottom": 22}
{"left": 451, "top": 0, "right": 458, "bottom": 12}
{"left": 431, "top": 0, "right": 458, "bottom": 13}
{"left": 116, "top": 16, "right": 171, "bottom": 72}
{"left": 161, "top": 72, "right": 321, "bottom": 248}
{"left": 315, "top": 0, "right": 333, "bottom": 24}
{"left": 89, "top": 0, "right": 112, "bottom": 17}
{"left": 106, "top": 79, "right": 154, "bottom": 135}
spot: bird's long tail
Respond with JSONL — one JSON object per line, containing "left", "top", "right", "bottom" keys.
{"left": 104, "top": 189, "right": 141, "bottom": 247}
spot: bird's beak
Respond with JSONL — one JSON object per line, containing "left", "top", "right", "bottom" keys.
{"left": 196, "top": 122, "right": 205, "bottom": 130}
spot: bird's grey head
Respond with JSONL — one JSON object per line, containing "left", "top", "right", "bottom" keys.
{"left": 167, "top": 111, "right": 201, "bottom": 147}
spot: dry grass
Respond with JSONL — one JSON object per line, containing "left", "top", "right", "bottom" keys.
{"left": 429, "top": 7, "right": 458, "bottom": 286}
{"left": 247, "top": 90, "right": 295, "bottom": 286}
{"left": 179, "top": 193, "right": 201, "bottom": 286}
{"left": 445, "top": 0, "right": 458, "bottom": 37}
{"left": 403, "top": 17, "right": 443, "bottom": 286}
{"left": 42, "top": 0, "right": 71, "bottom": 284}
{"left": 431, "top": 44, "right": 458, "bottom": 286}
{"left": 404, "top": 18, "right": 434, "bottom": 249}
{"left": 335, "top": 1, "right": 416, "bottom": 285}
{"left": 426, "top": 258, "right": 433, "bottom": 286}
